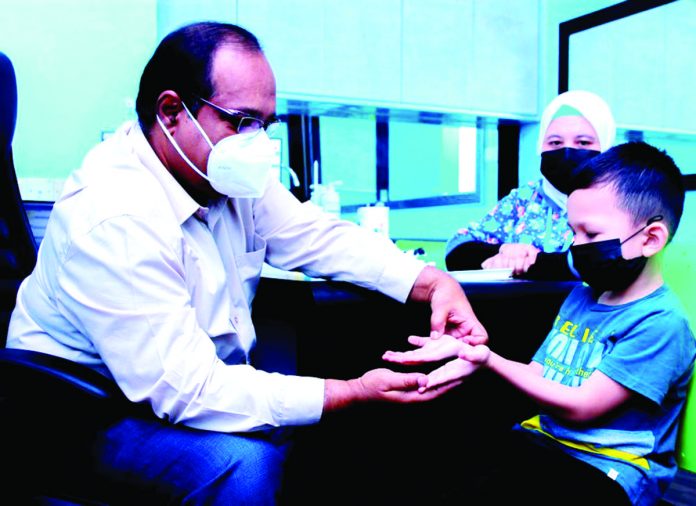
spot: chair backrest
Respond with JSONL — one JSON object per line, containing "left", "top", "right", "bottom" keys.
{"left": 663, "top": 238, "right": 696, "bottom": 473}
{"left": 0, "top": 51, "right": 38, "bottom": 343}
{"left": 677, "top": 373, "right": 696, "bottom": 473}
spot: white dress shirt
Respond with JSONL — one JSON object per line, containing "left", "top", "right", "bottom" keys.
{"left": 8, "top": 121, "right": 425, "bottom": 433}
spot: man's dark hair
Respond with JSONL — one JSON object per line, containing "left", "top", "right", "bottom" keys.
{"left": 571, "top": 141, "right": 685, "bottom": 240}
{"left": 135, "top": 21, "right": 262, "bottom": 132}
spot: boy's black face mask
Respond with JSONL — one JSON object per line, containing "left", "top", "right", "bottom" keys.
{"left": 540, "top": 148, "right": 600, "bottom": 195}
{"left": 570, "top": 216, "right": 663, "bottom": 293}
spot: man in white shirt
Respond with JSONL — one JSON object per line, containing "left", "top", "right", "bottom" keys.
{"left": 8, "top": 22, "right": 486, "bottom": 504}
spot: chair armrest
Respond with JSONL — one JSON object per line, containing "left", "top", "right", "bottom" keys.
{"left": 0, "top": 348, "right": 126, "bottom": 404}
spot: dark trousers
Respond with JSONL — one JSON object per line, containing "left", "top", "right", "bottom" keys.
{"left": 5, "top": 411, "right": 292, "bottom": 505}
{"left": 463, "top": 430, "right": 632, "bottom": 505}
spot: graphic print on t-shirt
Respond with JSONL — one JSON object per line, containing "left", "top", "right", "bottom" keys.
{"left": 541, "top": 315, "right": 606, "bottom": 386}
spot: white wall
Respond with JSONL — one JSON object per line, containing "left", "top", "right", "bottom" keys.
{"left": 157, "top": 0, "right": 238, "bottom": 39}
{"left": 569, "top": 1, "right": 696, "bottom": 133}
{"left": 0, "top": 0, "right": 158, "bottom": 181}
{"left": 518, "top": 0, "right": 621, "bottom": 187}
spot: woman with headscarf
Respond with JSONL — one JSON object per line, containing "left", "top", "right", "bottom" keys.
{"left": 444, "top": 90, "right": 616, "bottom": 278}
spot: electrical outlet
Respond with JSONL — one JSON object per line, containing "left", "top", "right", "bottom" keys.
{"left": 17, "top": 177, "right": 65, "bottom": 202}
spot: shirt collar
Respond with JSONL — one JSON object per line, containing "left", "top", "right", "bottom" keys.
{"left": 125, "top": 121, "right": 211, "bottom": 225}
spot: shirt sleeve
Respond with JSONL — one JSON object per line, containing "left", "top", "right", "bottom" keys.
{"left": 254, "top": 180, "right": 426, "bottom": 303}
{"left": 597, "top": 309, "right": 696, "bottom": 405}
{"left": 56, "top": 214, "right": 325, "bottom": 432}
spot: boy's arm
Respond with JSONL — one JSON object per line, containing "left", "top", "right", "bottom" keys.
{"left": 461, "top": 346, "right": 633, "bottom": 423}
{"left": 384, "top": 336, "right": 633, "bottom": 423}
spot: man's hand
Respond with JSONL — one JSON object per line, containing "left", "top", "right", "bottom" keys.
{"left": 481, "top": 243, "right": 540, "bottom": 275}
{"left": 409, "top": 266, "right": 488, "bottom": 342}
{"left": 418, "top": 343, "right": 491, "bottom": 392}
{"left": 383, "top": 336, "right": 489, "bottom": 392}
{"left": 323, "top": 368, "right": 462, "bottom": 413}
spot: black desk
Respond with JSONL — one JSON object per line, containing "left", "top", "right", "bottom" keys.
{"left": 253, "top": 276, "right": 578, "bottom": 372}
{"left": 252, "top": 276, "right": 580, "bottom": 505}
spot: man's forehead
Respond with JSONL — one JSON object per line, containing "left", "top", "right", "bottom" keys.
{"left": 209, "top": 45, "right": 275, "bottom": 111}
{"left": 211, "top": 46, "right": 271, "bottom": 85}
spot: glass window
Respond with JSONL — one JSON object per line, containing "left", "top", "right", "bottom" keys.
{"left": 389, "top": 121, "right": 478, "bottom": 202}
{"left": 316, "top": 112, "right": 486, "bottom": 210}
{"left": 268, "top": 123, "right": 299, "bottom": 190}
{"left": 458, "top": 126, "right": 478, "bottom": 193}
{"left": 623, "top": 129, "right": 696, "bottom": 177}
{"left": 319, "top": 115, "right": 376, "bottom": 207}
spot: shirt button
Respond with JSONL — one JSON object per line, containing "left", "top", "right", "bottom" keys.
{"left": 234, "top": 316, "right": 239, "bottom": 324}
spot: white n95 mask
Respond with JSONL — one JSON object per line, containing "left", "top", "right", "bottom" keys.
{"left": 156, "top": 103, "right": 275, "bottom": 198}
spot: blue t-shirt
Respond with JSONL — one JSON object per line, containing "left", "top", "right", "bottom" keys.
{"left": 517, "top": 284, "right": 695, "bottom": 505}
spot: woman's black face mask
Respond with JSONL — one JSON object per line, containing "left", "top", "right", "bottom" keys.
{"left": 540, "top": 148, "right": 600, "bottom": 195}
{"left": 570, "top": 216, "right": 663, "bottom": 293}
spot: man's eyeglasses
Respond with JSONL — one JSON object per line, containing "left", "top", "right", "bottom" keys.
{"left": 196, "top": 96, "right": 282, "bottom": 136}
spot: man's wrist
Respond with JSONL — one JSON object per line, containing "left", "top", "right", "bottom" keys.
{"left": 324, "top": 378, "right": 363, "bottom": 413}
{"left": 409, "top": 265, "right": 451, "bottom": 303}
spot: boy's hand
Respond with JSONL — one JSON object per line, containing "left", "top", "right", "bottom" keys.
{"left": 417, "top": 357, "right": 481, "bottom": 392}
{"left": 457, "top": 342, "right": 491, "bottom": 365}
{"left": 382, "top": 334, "right": 464, "bottom": 365}
{"left": 418, "top": 343, "right": 491, "bottom": 392}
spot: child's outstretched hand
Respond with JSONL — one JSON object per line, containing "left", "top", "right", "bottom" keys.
{"left": 457, "top": 342, "right": 491, "bottom": 365}
{"left": 417, "top": 343, "right": 491, "bottom": 392}
{"left": 382, "top": 334, "right": 464, "bottom": 365}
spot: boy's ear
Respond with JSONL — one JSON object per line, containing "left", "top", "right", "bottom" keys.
{"left": 642, "top": 221, "right": 669, "bottom": 257}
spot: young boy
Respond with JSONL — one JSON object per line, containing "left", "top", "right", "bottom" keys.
{"left": 384, "top": 141, "right": 695, "bottom": 505}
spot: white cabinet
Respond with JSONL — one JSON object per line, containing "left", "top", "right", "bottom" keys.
{"left": 237, "top": 0, "right": 325, "bottom": 98}
{"left": 238, "top": 0, "right": 539, "bottom": 117}
{"left": 321, "top": 0, "right": 401, "bottom": 102}
{"left": 402, "top": 0, "right": 538, "bottom": 116}
{"left": 402, "top": 0, "right": 475, "bottom": 109}
{"left": 469, "top": 0, "right": 538, "bottom": 116}
{"left": 238, "top": 0, "right": 401, "bottom": 103}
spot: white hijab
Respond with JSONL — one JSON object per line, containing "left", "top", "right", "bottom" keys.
{"left": 538, "top": 90, "right": 617, "bottom": 209}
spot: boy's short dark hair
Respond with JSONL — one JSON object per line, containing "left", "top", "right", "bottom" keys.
{"left": 571, "top": 141, "right": 685, "bottom": 240}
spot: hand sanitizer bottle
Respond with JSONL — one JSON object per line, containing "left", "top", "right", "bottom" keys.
{"left": 323, "top": 181, "right": 342, "bottom": 219}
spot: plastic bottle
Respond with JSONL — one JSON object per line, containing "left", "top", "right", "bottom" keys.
{"left": 310, "top": 183, "right": 325, "bottom": 208}
{"left": 323, "top": 181, "right": 342, "bottom": 219}
{"left": 372, "top": 200, "right": 389, "bottom": 237}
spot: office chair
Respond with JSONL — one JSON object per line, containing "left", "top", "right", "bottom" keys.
{"left": 0, "top": 51, "right": 36, "bottom": 339}
{"left": 0, "top": 50, "right": 133, "bottom": 504}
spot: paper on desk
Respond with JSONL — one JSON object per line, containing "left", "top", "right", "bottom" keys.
{"left": 449, "top": 268, "right": 514, "bottom": 282}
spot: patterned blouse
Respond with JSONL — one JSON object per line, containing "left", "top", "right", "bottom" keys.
{"left": 445, "top": 179, "right": 574, "bottom": 255}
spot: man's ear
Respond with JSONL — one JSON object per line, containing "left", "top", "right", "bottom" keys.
{"left": 642, "top": 221, "right": 669, "bottom": 257}
{"left": 156, "top": 90, "right": 184, "bottom": 128}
